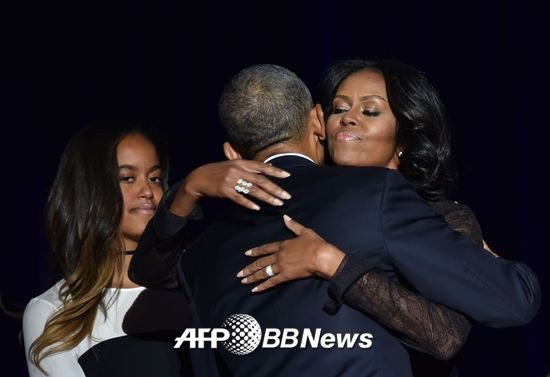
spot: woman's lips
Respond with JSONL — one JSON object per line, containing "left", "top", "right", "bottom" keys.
{"left": 334, "top": 131, "right": 361, "bottom": 141}
{"left": 131, "top": 206, "right": 157, "bottom": 215}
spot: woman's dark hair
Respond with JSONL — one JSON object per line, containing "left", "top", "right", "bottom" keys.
{"left": 30, "top": 121, "right": 169, "bottom": 372}
{"left": 316, "top": 59, "right": 455, "bottom": 200}
{"left": 46, "top": 122, "right": 169, "bottom": 275}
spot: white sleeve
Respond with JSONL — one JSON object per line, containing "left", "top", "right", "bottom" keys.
{"left": 23, "top": 298, "right": 86, "bottom": 377}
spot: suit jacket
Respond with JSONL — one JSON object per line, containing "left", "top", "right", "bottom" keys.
{"left": 178, "top": 156, "right": 540, "bottom": 377}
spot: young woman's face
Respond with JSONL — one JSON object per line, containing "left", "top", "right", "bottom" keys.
{"left": 117, "top": 133, "right": 163, "bottom": 250}
{"left": 326, "top": 69, "right": 400, "bottom": 169}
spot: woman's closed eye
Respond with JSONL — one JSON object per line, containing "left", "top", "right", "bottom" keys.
{"left": 331, "top": 107, "right": 349, "bottom": 114}
{"left": 362, "top": 109, "right": 380, "bottom": 117}
{"left": 331, "top": 106, "right": 380, "bottom": 117}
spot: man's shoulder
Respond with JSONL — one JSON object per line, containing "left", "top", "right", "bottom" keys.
{"left": 276, "top": 165, "right": 399, "bottom": 213}
{"left": 291, "top": 164, "right": 394, "bottom": 188}
{"left": 333, "top": 165, "right": 392, "bottom": 178}
{"left": 296, "top": 164, "right": 390, "bottom": 177}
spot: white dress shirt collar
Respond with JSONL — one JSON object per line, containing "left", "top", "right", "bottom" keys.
{"left": 263, "top": 153, "right": 316, "bottom": 164}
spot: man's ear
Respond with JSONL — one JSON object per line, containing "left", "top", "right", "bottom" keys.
{"left": 223, "top": 141, "right": 242, "bottom": 160}
{"left": 310, "top": 104, "right": 326, "bottom": 141}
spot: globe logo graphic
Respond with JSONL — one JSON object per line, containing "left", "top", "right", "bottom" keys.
{"left": 221, "top": 314, "right": 262, "bottom": 355}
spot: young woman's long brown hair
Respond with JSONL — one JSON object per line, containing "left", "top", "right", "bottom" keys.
{"left": 29, "top": 123, "right": 169, "bottom": 373}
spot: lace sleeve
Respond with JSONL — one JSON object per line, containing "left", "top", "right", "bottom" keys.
{"left": 343, "top": 266, "right": 471, "bottom": 360}
{"left": 430, "top": 200, "right": 483, "bottom": 247}
{"left": 334, "top": 200, "right": 484, "bottom": 360}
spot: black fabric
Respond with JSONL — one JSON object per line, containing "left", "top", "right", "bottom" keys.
{"left": 153, "top": 183, "right": 204, "bottom": 241}
{"left": 170, "top": 157, "right": 539, "bottom": 377}
{"left": 346, "top": 267, "right": 471, "bottom": 360}
{"left": 130, "top": 180, "right": 203, "bottom": 290}
{"left": 132, "top": 159, "right": 539, "bottom": 376}
{"left": 380, "top": 172, "right": 539, "bottom": 327}
{"left": 77, "top": 289, "right": 193, "bottom": 377}
{"left": 133, "top": 175, "right": 473, "bottom": 369}
{"left": 78, "top": 336, "right": 192, "bottom": 377}
{"left": 323, "top": 200, "right": 482, "bottom": 376}
{"left": 429, "top": 200, "right": 484, "bottom": 247}
{"left": 323, "top": 253, "right": 381, "bottom": 314}
{"left": 325, "top": 201, "right": 482, "bottom": 363}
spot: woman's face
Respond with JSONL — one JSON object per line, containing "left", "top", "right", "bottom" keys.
{"left": 117, "top": 133, "right": 163, "bottom": 250}
{"left": 326, "top": 69, "right": 399, "bottom": 169}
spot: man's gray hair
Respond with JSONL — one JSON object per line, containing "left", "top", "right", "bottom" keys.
{"left": 218, "top": 64, "right": 313, "bottom": 159}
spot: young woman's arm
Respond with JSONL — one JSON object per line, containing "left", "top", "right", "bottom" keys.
{"left": 23, "top": 298, "right": 86, "bottom": 377}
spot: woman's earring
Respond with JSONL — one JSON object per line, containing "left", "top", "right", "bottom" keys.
{"left": 397, "top": 150, "right": 403, "bottom": 157}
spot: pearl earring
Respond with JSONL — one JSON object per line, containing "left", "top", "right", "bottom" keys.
{"left": 397, "top": 150, "right": 403, "bottom": 157}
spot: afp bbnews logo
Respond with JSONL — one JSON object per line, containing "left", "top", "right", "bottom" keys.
{"left": 174, "top": 314, "right": 373, "bottom": 355}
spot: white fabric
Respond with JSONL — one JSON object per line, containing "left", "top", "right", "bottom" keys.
{"left": 263, "top": 152, "right": 315, "bottom": 164}
{"left": 23, "top": 280, "right": 145, "bottom": 377}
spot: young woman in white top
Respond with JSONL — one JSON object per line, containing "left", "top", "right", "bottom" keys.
{"left": 23, "top": 122, "right": 289, "bottom": 377}
{"left": 23, "top": 123, "right": 188, "bottom": 377}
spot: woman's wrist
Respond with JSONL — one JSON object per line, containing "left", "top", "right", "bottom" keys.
{"left": 169, "top": 172, "right": 202, "bottom": 217}
{"left": 314, "top": 244, "right": 346, "bottom": 280}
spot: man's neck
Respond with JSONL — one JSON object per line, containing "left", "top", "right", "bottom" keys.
{"left": 254, "top": 143, "right": 316, "bottom": 163}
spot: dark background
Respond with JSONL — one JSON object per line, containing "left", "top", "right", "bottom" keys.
{"left": 2, "top": 0, "right": 548, "bottom": 376}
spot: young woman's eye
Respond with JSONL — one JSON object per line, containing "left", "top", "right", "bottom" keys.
{"left": 362, "top": 109, "right": 380, "bottom": 117}
{"left": 120, "top": 176, "right": 135, "bottom": 183}
{"left": 149, "top": 176, "right": 162, "bottom": 184}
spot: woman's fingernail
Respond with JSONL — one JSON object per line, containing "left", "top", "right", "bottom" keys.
{"left": 237, "top": 270, "right": 244, "bottom": 277}
{"left": 252, "top": 204, "right": 260, "bottom": 211}
{"left": 245, "top": 249, "right": 252, "bottom": 256}
{"left": 280, "top": 191, "right": 292, "bottom": 200}
{"left": 283, "top": 214, "right": 292, "bottom": 221}
{"left": 280, "top": 171, "right": 291, "bottom": 177}
{"left": 273, "top": 198, "right": 284, "bottom": 206}
{"left": 241, "top": 278, "right": 248, "bottom": 284}
{"left": 251, "top": 287, "right": 258, "bottom": 292}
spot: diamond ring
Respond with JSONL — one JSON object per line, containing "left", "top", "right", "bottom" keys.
{"left": 235, "top": 178, "right": 253, "bottom": 194}
{"left": 265, "top": 264, "right": 274, "bottom": 277}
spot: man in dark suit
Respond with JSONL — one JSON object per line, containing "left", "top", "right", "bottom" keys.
{"left": 130, "top": 64, "right": 540, "bottom": 376}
